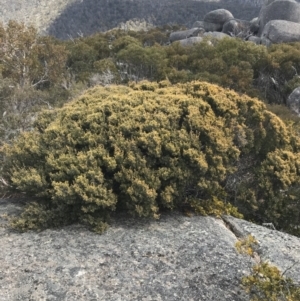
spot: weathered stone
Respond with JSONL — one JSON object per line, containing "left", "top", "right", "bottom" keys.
{"left": 193, "top": 20, "right": 205, "bottom": 29}
{"left": 261, "top": 36, "right": 272, "bottom": 45}
{"left": 203, "top": 31, "right": 230, "bottom": 40}
{"left": 203, "top": 9, "right": 234, "bottom": 32}
{"left": 287, "top": 86, "right": 300, "bottom": 115}
{"left": 258, "top": 0, "right": 300, "bottom": 36}
{"left": 0, "top": 199, "right": 251, "bottom": 301}
{"left": 1, "top": 198, "right": 300, "bottom": 300}
{"left": 264, "top": 0, "right": 297, "bottom": 4}
{"left": 179, "top": 32, "right": 230, "bottom": 47}
{"left": 0, "top": 0, "right": 272, "bottom": 39}
{"left": 170, "top": 28, "right": 203, "bottom": 43}
{"left": 223, "top": 215, "right": 300, "bottom": 284}
{"left": 247, "top": 36, "right": 262, "bottom": 44}
{"left": 249, "top": 17, "right": 260, "bottom": 34}
{"left": 264, "top": 0, "right": 275, "bottom": 5}
{"left": 261, "top": 20, "right": 300, "bottom": 43}
{"left": 222, "top": 19, "right": 250, "bottom": 37}
{"left": 179, "top": 36, "right": 203, "bottom": 46}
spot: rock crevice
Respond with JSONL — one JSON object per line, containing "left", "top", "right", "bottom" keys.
{"left": 1, "top": 198, "right": 300, "bottom": 300}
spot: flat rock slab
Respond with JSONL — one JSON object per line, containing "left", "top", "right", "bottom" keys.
{"left": 224, "top": 215, "right": 300, "bottom": 284}
{"left": 0, "top": 199, "right": 251, "bottom": 301}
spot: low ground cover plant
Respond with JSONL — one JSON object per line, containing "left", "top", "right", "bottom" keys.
{"left": 236, "top": 235, "right": 300, "bottom": 301}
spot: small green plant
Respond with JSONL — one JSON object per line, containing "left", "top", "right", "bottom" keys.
{"left": 236, "top": 235, "right": 300, "bottom": 301}
{"left": 191, "top": 196, "right": 243, "bottom": 219}
{"left": 242, "top": 262, "right": 300, "bottom": 301}
{"left": 235, "top": 234, "right": 258, "bottom": 257}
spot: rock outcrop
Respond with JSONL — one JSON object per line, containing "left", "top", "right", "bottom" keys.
{"left": 1, "top": 198, "right": 300, "bottom": 300}
{"left": 192, "top": 20, "right": 205, "bottom": 29}
{"left": 169, "top": 0, "right": 300, "bottom": 46}
{"left": 249, "top": 17, "right": 260, "bottom": 34}
{"left": 258, "top": 0, "right": 300, "bottom": 36}
{"left": 203, "top": 9, "right": 234, "bottom": 32}
{"left": 223, "top": 215, "right": 300, "bottom": 284}
{"left": 247, "top": 35, "right": 262, "bottom": 44}
{"left": 222, "top": 19, "right": 250, "bottom": 37}
{"left": 179, "top": 36, "right": 203, "bottom": 46}
{"left": 170, "top": 28, "right": 204, "bottom": 43}
{"left": 261, "top": 20, "right": 300, "bottom": 43}
{"left": 1, "top": 0, "right": 300, "bottom": 41}
{"left": 0, "top": 0, "right": 266, "bottom": 39}
{"left": 177, "top": 31, "right": 230, "bottom": 47}
{"left": 287, "top": 86, "right": 300, "bottom": 115}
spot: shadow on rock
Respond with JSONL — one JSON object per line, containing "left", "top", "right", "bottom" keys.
{"left": 47, "top": 0, "right": 262, "bottom": 39}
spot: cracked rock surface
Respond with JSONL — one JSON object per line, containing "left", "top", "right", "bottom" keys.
{"left": 0, "top": 198, "right": 253, "bottom": 301}
{"left": 2, "top": 198, "right": 300, "bottom": 300}
{"left": 224, "top": 215, "right": 300, "bottom": 284}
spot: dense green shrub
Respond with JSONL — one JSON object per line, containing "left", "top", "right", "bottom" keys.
{"left": 64, "top": 30, "right": 300, "bottom": 106}
{"left": 0, "top": 21, "right": 72, "bottom": 148}
{"left": 0, "top": 21, "right": 68, "bottom": 88}
{"left": 186, "top": 37, "right": 268, "bottom": 94}
{"left": 2, "top": 81, "right": 300, "bottom": 233}
{"left": 257, "top": 42, "right": 300, "bottom": 105}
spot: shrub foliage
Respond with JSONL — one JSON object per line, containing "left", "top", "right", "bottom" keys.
{"left": 2, "top": 22, "right": 300, "bottom": 152}
{"left": 242, "top": 261, "right": 300, "bottom": 301}
{"left": 2, "top": 81, "right": 300, "bottom": 233}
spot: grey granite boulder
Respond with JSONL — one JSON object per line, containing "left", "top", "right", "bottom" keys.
{"left": 250, "top": 17, "right": 260, "bottom": 34}
{"left": 170, "top": 28, "right": 204, "bottom": 43}
{"left": 264, "top": 0, "right": 297, "bottom": 5}
{"left": 0, "top": 198, "right": 251, "bottom": 301}
{"left": 258, "top": 0, "right": 300, "bottom": 36}
{"left": 193, "top": 21, "right": 205, "bottom": 29}
{"left": 179, "top": 32, "right": 230, "bottom": 47}
{"left": 287, "top": 86, "right": 300, "bottom": 115}
{"left": 261, "top": 20, "right": 300, "bottom": 43}
{"left": 203, "top": 9, "right": 234, "bottom": 32}
{"left": 247, "top": 36, "right": 262, "bottom": 44}
{"left": 223, "top": 215, "right": 300, "bottom": 284}
{"left": 179, "top": 32, "right": 231, "bottom": 47}
{"left": 1, "top": 198, "right": 300, "bottom": 300}
{"left": 179, "top": 36, "right": 203, "bottom": 46}
{"left": 203, "top": 31, "right": 230, "bottom": 40}
{"left": 222, "top": 19, "right": 250, "bottom": 37}
{"left": 263, "top": 0, "right": 276, "bottom": 5}
{"left": 261, "top": 36, "right": 272, "bottom": 46}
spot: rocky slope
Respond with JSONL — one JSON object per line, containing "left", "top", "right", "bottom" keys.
{"left": 1, "top": 198, "right": 300, "bottom": 300}
{"left": 0, "top": 0, "right": 266, "bottom": 39}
